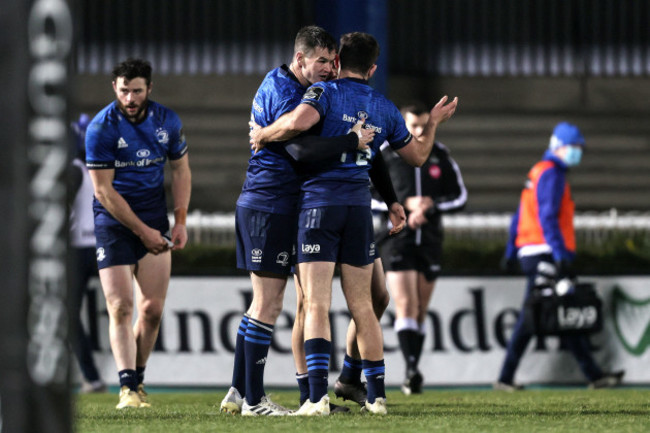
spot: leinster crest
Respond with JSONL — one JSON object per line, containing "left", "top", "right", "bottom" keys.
{"left": 156, "top": 127, "right": 169, "bottom": 144}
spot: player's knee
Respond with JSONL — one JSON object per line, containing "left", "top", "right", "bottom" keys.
{"left": 250, "top": 297, "right": 284, "bottom": 322}
{"left": 348, "top": 302, "right": 374, "bottom": 323}
{"left": 304, "top": 298, "right": 329, "bottom": 317}
{"left": 106, "top": 298, "right": 133, "bottom": 322}
{"left": 139, "top": 299, "right": 164, "bottom": 325}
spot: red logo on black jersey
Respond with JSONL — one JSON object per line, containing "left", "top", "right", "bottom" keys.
{"left": 428, "top": 165, "right": 441, "bottom": 179}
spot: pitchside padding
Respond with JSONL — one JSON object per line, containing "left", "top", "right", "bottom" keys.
{"left": 79, "top": 276, "right": 650, "bottom": 387}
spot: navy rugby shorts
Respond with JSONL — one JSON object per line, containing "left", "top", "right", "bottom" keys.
{"left": 235, "top": 206, "right": 297, "bottom": 275}
{"left": 94, "top": 217, "right": 170, "bottom": 270}
{"left": 297, "top": 205, "right": 375, "bottom": 266}
{"left": 379, "top": 238, "right": 442, "bottom": 281}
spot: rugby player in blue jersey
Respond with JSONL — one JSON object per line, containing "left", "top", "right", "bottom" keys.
{"left": 288, "top": 149, "right": 405, "bottom": 412}
{"left": 250, "top": 32, "right": 458, "bottom": 415}
{"left": 221, "top": 26, "right": 375, "bottom": 417}
{"left": 86, "top": 58, "right": 192, "bottom": 409}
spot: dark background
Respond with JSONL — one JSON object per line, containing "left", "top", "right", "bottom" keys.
{"left": 71, "top": 0, "right": 650, "bottom": 214}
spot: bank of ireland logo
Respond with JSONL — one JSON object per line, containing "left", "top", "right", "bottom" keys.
{"left": 357, "top": 111, "right": 368, "bottom": 121}
{"left": 611, "top": 286, "right": 650, "bottom": 355}
{"left": 276, "top": 251, "right": 289, "bottom": 267}
{"left": 136, "top": 149, "right": 151, "bottom": 158}
{"left": 96, "top": 247, "right": 106, "bottom": 262}
{"left": 251, "top": 248, "right": 262, "bottom": 264}
{"left": 156, "top": 127, "right": 169, "bottom": 144}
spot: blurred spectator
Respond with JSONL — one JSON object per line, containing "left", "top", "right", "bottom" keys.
{"left": 70, "top": 113, "right": 107, "bottom": 393}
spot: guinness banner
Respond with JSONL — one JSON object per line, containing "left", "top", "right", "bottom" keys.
{"left": 0, "top": 0, "right": 73, "bottom": 432}
{"left": 81, "top": 276, "right": 650, "bottom": 387}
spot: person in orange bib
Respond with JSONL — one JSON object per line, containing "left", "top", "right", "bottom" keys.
{"left": 495, "top": 122, "right": 624, "bottom": 391}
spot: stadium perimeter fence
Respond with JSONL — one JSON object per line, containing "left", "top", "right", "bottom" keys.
{"left": 175, "top": 209, "right": 650, "bottom": 249}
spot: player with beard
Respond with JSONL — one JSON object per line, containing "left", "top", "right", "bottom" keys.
{"left": 85, "top": 58, "right": 192, "bottom": 409}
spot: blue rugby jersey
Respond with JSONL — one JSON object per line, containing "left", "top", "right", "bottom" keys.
{"left": 236, "top": 65, "right": 306, "bottom": 215}
{"left": 298, "top": 77, "right": 412, "bottom": 208}
{"left": 85, "top": 100, "right": 187, "bottom": 226}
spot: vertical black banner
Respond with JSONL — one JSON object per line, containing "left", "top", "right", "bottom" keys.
{"left": 0, "top": 0, "right": 73, "bottom": 432}
{"left": 0, "top": 0, "right": 30, "bottom": 431}
{"left": 25, "top": 0, "right": 74, "bottom": 431}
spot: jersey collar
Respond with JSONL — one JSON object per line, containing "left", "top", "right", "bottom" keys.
{"left": 342, "top": 77, "right": 369, "bottom": 85}
{"left": 281, "top": 64, "right": 303, "bottom": 87}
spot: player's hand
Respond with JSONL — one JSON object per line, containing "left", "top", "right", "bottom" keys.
{"left": 140, "top": 227, "right": 171, "bottom": 255}
{"left": 430, "top": 95, "right": 458, "bottom": 125}
{"left": 500, "top": 256, "right": 519, "bottom": 274}
{"left": 170, "top": 224, "right": 188, "bottom": 250}
{"left": 388, "top": 202, "right": 406, "bottom": 235}
{"left": 249, "top": 121, "right": 265, "bottom": 154}
{"left": 555, "top": 259, "right": 576, "bottom": 280}
{"left": 404, "top": 196, "right": 434, "bottom": 212}
{"left": 407, "top": 207, "right": 429, "bottom": 230}
{"left": 351, "top": 119, "right": 374, "bottom": 150}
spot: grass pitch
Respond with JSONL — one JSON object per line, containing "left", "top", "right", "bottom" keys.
{"left": 75, "top": 387, "right": 649, "bottom": 433}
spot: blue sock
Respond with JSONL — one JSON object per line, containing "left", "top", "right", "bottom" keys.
{"left": 136, "top": 366, "right": 145, "bottom": 386}
{"left": 244, "top": 318, "right": 274, "bottom": 406}
{"left": 362, "top": 359, "right": 386, "bottom": 403}
{"left": 305, "top": 338, "right": 331, "bottom": 403}
{"left": 296, "top": 373, "right": 310, "bottom": 405}
{"left": 118, "top": 369, "right": 137, "bottom": 391}
{"left": 231, "top": 314, "right": 249, "bottom": 394}
{"left": 339, "top": 354, "right": 363, "bottom": 384}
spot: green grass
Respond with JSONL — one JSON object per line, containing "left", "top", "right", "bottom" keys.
{"left": 76, "top": 387, "right": 650, "bottom": 433}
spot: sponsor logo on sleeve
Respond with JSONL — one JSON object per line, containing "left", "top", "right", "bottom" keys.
{"left": 303, "top": 87, "right": 324, "bottom": 101}
{"left": 252, "top": 100, "right": 263, "bottom": 114}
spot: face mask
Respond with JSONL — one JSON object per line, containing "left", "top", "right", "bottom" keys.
{"left": 563, "top": 146, "right": 583, "bottom": 167}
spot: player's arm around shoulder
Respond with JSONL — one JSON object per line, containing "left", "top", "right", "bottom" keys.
{"left": 250, "top": 103, "right": 320, "bottom": 152}
{"left": 169, "top": 154, "right": 191, "bottom": 250}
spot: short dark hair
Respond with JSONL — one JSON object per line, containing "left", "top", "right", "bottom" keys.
{"left": 111, "top": 58, "right": 153, "bottom": 86}
{"left": 400, "top": 101, "right": 429, "bottom": 117}
{"left": 338, "top": 32, "right": 380, "bottom": 75}
{"left": 294, "top": 25, "right": 337, "bottom": 57}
